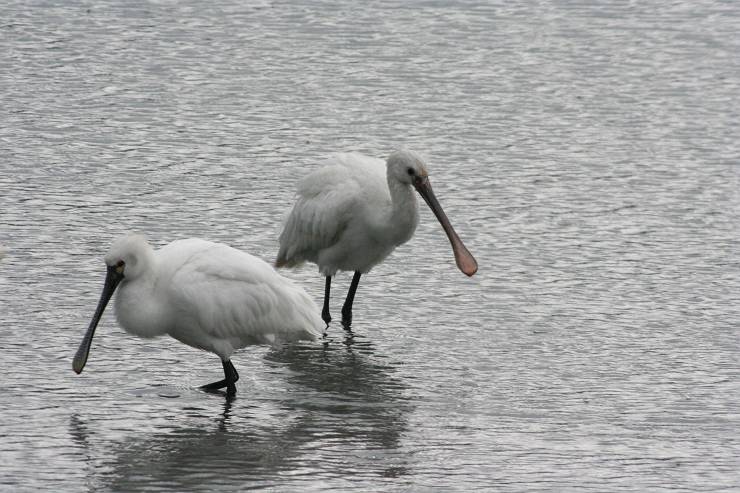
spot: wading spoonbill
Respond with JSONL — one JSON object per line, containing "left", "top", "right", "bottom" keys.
{"left": 276, "top": 149, "right": 477, "bottom": 325}
{"left": 73, "top": 234, "right": 324, "bottom": 395}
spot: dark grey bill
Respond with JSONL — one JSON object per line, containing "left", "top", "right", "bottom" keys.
{"left": 72, "top": 265, "right": 124, "bottom": 374}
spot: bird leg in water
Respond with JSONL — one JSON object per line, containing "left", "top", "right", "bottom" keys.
{"left": 341, "top": 271, "right": 362, "bottom": 325}
{"left": 201, "top": 359, "right": 239, "bottom": 395}
{"left": 322, "top": 276, "right": 332, "bottom": 324}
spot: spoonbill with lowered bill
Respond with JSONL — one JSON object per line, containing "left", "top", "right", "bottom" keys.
{"left": 73, "top": 234, "right": 324, "bottom": 395}
{"left": 276, "top": 149, "right": 478, "bottom": 325}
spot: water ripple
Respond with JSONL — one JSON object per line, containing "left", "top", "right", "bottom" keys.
{"left": 1, "top": 0, "right": 739, "bottom": 491}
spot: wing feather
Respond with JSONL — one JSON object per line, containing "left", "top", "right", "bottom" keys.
{"left": 166, "top": 242, "right": 322, "bottom": 356}
{"left": 276, "top": 153, "right": 388, "bottom": 268}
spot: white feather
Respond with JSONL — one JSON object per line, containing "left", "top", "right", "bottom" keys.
{"left": 111, "top": 236, "right": 323, "bottom": 361}
{"left": 277, "top": 151, "right": 421, "bottom": 276}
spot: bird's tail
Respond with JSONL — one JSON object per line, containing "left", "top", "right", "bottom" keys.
{"left": 283, "top": 285, "right": 325, "bottom": 341}
{"left": 274, "top": 255, "right": 295, "bottom": 269}
{"left": 274, "top": 249, "right": 303, "bottom": 269}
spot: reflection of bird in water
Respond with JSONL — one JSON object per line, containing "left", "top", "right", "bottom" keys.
{"left": 69, "top": 401, "right": 314, "bottom": 490}
{"left": 68, "top": 336, "right": 411, "bottom": 489}
{"left": 263, "top": 333, "right": 411, "bottom": 449}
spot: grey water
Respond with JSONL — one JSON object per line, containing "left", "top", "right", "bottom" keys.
{"left": 1, "top": 0, "right": 739, "bottom": 491}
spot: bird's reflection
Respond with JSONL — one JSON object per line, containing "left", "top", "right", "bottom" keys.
{"left": 265, "top": 329, "right": 410, "bottom": 449}
{"left": 69, "top": 331, "right": 412, "bottom": 490}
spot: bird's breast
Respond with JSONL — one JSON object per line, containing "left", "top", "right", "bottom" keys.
{"left": 114, "top": 282, "right": 169, "bottom": 339}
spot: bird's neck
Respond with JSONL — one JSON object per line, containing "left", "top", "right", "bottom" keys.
{"left": 386, "top": 177, "right": 419, "bottom": 245}
{"left": 114, "top": 266, "right": 167, "bottom": 338}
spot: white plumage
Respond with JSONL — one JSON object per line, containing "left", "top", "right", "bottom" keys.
{"left": 73, "top": 234, "right": 324, "bottom": 395}
{"left": 278, "top": 152, "right": 417, "bottom": 275}
{"left": 276, "top": 149, "right": 477, "bottom": 325}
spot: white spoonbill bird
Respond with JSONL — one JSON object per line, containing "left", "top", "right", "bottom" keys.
{"left": 276, "top": 149, "right": 478, "bottom": 324}
{"left": 73, "top": 234, "right": 324, "bottom": 395}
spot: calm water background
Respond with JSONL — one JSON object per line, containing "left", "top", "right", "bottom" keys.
{"left": 1, "top": 0, "right": 739, "bottom": 491}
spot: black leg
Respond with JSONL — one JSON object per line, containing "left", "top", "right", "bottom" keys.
{"left": 223, "top": 360, "right": 239, "bottom": 396}
{"left": 201, "top": 359, "right": 239, "bottom": 395}
{"left": 341, "top": 271, "right": 362, "bottom": 324}
{"left": 322, "top": 276, "right": 332, "bottom": 324}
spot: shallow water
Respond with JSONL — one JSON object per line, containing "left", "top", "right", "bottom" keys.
{"left": 1, "top": 0, "right": 739, "bottom": 491}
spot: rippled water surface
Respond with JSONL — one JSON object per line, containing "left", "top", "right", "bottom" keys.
{"left": 2, "top": 1, "right": 739, "bottom": 491}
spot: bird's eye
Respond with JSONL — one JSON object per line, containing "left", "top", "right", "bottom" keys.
{"left": 407, "top": 167, "right": 414, "bottom": 175}
{"left": 116, "top": 260, "right": 124, "bottom": 268}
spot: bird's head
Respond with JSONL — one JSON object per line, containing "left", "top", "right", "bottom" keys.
{"left": 104, "top": 233, "right": 151, "bottom": 281}
{"left": 386, "top": 149, "right": 478, "bottom": 277}
{"left": 386, "top": 149, "right": 429, "bottom": 186}
{"left": 72, "top": 233, "right": 152, "bottom": 375}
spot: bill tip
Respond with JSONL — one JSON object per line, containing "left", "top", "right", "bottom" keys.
{"left": 458, "top": 254, "right": 478, "bottom": 277}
